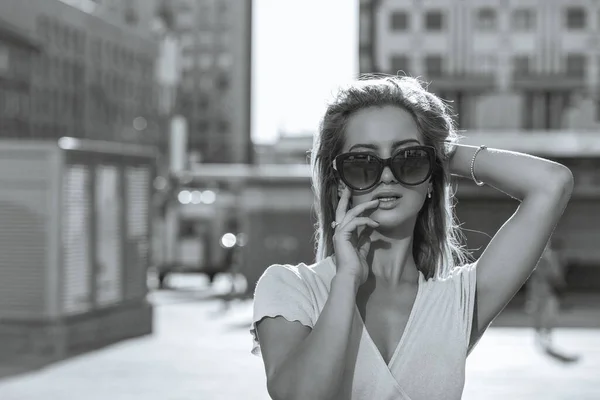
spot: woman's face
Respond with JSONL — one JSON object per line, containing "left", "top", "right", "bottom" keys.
{"left": 338, "top": 105, "right": 431, "bottom": 230}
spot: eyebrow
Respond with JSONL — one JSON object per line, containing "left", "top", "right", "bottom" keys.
{"left": 349, "top": 139, "right": 421, "bottom": 152}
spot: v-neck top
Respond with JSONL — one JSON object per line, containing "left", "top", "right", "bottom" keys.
{"left": 250, "top": 256, "right": 478, "bottom": 400}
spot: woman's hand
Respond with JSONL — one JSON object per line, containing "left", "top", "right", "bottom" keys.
{"left": 332, "top": 187, "right": 380, "bottom": 287}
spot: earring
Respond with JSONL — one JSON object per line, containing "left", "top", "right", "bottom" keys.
{"left": 427, "top": 189, "right": 432, "bottom": 199}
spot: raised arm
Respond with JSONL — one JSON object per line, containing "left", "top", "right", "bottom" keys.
{"left": 256, "top": 190, "right": 379, "bottom": 400}
{"left": 256, "top": 274, "right": 360, "bottom": 400}
{"left": 450, "top": 144, "right": 574, "bottom": 340}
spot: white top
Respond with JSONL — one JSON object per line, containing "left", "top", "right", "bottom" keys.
{"left": 250, "top": 256, "right": 478, "bottom": 400}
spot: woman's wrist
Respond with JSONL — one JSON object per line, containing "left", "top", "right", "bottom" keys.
{"left": 332, "top": 273, "right": 361, "bottom": 292}
{"left": 448, "top": 143, "right": 478, "bottom": 178}
{"left": 444, "top": 141, "right": 460, "bottom": 167}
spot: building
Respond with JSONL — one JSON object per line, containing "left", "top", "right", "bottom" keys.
{"left": 359, "top": 0, "right": 600, "bottom": 131}
{"left": 172, "top": 0, "right": 253, "bottom": 164}
{"left": 0, "top": 18, "right": 41, "bottom": 138}
{"left": 0, "top": 0, "right": 160, "bottom": 144}
{"left": 254, "top": 134, "right": 312, "bottom": 165}
{"left": 56, "top": 0, "right": 162, "bottom": 44}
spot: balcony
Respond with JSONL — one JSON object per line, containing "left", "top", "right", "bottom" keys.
{"left": 512, "top": 73, "right": 586, "bottom": 91}
{"left": 426, "top": 73, "right": 495, "bottom": 93}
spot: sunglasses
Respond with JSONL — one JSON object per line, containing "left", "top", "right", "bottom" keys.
{"left": 333, "top": 145, "right": 436, "bottom": 191}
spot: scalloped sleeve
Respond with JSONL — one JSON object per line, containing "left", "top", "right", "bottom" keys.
{"left": 250, "top": 264, "right": 316, "bottom": 357}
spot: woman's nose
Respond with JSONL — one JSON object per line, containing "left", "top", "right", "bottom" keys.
{"left": 380, "top": 165, "right": 397, "bottom": 184}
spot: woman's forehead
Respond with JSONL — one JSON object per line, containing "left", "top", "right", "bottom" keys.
{"left": 343, "top": 106, "right": 422, "bottom": 150}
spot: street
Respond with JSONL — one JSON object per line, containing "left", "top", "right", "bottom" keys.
{"left": 0, "top": 274, "right": 598, "bottom": 400}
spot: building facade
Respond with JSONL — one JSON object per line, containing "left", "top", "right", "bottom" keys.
{"left": 172, "top": 0, "right": 253, "bottom": 164}
{"left": 359, "top": 0, "right": 600, "bottom": 131}
{"left": 0, "top": 0, "right": 160, "bottom": 144}
{"left": 0, "top": 19, "right": 41, "bottom": 138}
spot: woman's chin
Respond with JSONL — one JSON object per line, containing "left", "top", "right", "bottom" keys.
{"left": 371, "top": 210, "right": 416, "bottom": 231}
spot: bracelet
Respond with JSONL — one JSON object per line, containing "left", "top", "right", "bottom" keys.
{"left": 470, "top": 145, "right": 487, "bottom": 186}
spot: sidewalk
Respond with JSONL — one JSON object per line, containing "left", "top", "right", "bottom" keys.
{"left": 0, "top": 275, "right": 598, "bottom": 400}
{"left": 0, "top": 293, "right": 269, "bottom": 400}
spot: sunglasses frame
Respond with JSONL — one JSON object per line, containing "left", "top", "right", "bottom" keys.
{"left": 333, "top": 145, "right": 436, "bottom": 191}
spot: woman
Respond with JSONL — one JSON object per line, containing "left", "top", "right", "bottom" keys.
{"left": 250, "top": 75, "right": 573, "bottom": 400}
{"left": 526, "top": 239, "right": 565, "bottom": 346}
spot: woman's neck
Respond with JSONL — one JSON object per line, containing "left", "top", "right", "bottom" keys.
{"left": 366, "top": 235, "right": 420, "bottom": 290}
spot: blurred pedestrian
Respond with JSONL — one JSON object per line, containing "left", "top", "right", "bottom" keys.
{"left": 220, "top": 218, "right": 245, "bottom": 310}
{"left": 526, "top": 238, "right": 579, "bottom": 362}
{"left": 249, "top": 74, "right": 573, "bottom": 399}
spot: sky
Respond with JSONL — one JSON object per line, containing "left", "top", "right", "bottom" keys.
{"left": 252, "top": 0, "right": 358, "bottom": 144}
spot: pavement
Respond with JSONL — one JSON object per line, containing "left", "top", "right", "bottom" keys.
{"left": 0, "top": 274, "right": 598, "bottom": 400}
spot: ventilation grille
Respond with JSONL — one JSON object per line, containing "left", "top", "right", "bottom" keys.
{"left": 124, "top": 166, "right": 151, "bottom": 300}
{"left": 0, "top": 191, "right": 47, "bottom": 318}
{"left": 61, "top": 165, "right": 92, "bottom": 316}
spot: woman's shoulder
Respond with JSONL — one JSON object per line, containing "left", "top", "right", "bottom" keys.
{"left": 427, "top": 261, "right": 477, "bottom": 283}
{"left": 448, "top": 261, "right": 477, "bottom": 279}
{"left": 256, "top": 256, "right": 336, "bottom": 290}
{"left": 420, "top": 262, "right": 478, "bottom": 299}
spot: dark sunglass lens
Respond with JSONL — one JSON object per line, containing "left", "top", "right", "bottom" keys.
{"left": 392, "top": 149, "right": 431, "bottom": 184}
{"left": 342, "top": 155, "right": 380, "bottom": 189}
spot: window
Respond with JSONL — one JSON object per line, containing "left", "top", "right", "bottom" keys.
{"left": 513, "top": 56, "right": 530, "bottom": 75}
{"left": 63, "top": 26, "right": 72, "bottom": 52}
{"left": 62, "top": 25, "right": 71, "bottom": 52}
{"left": 566, "top": 54, "right": 586, "bottom": 77}
{"left": 36, "top": 16, "right": 49, "bottom": 43}
{"left": 476, "top": 8, "right": 496, "bottom": 31}
{"left": 220, "top": 32, "right": 231, "bottom": 48}
{"left": 389, "top": 55, "right": 410, "bottom": 74}
{"left": 216, "top": 53, "right": 232, "bottom": 69}
{"left": 199, "top": 76, "right": 212, "bottom": 89}
{"left": 181, "top": 75, "right": 194, "bottom": 90}
{"left": 180, "top": 33, "right": 194, "bottom": 48}
{"left": 0, "top": 44, "right": 8, "bottom": 74}
{"left": 198, "top": 94, "right": 210, "bottom": 110}
{"left": 196, "top": 119, "right": 209, "bottom": 133}
{"left": 565, "top": 7, "right": 586, "bottom": 30}
{"left": 198, "top": 32, "right": 213, "bottom": 47}
{"left": 198, "top": 54, "right": 213, "bottom": 69}
{"left": 181, "top": 54, "right": 194, "bottom": 69}
{"left": 124, "top": 6, "right": 138, "bottom": 25}
{"left": 112, "top": 45, "right": 119, "bottom": 66}
{"left": 178, "top": 12, "right": 195, "bottom": 28}
{"left": 425, "top": 10, "right": 444, "bottom": 31}
{"left": 177, "top": 0, "right": 194, "bottom": 13}
{"left": 216, "top": 73, "right": 229, "bottom": 90}
{"left": 217, "top": 119, "right": 229, "bottom": 133}
{"left": 512, "top": 9, "right": 536, "bottom": 31}
{"left": 360, "top": 12, "right": 370, "bottom": 44}
{"left": 425, "top": 55, "right": 444, "bottom": 77}
{"left": 217, "top": 1, "right": 229, "bottom": 25}
{"left": 92, "top": 39, "right": 102, "bottom": 61}
{"left": 390, "top": 11, "right": 409, "bottom": 31}
{"left": 75, "top": 31, "right": 86, "bottom": 55}
{"left": 477, "top": 54, "right": 497, "bottom": 74}
{"left": 360, "top": 54, "right": 371, "bottom": 72}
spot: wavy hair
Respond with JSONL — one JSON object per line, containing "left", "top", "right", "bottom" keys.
{"left": 310, "top": 74, "right": 471, "bottom": 280}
